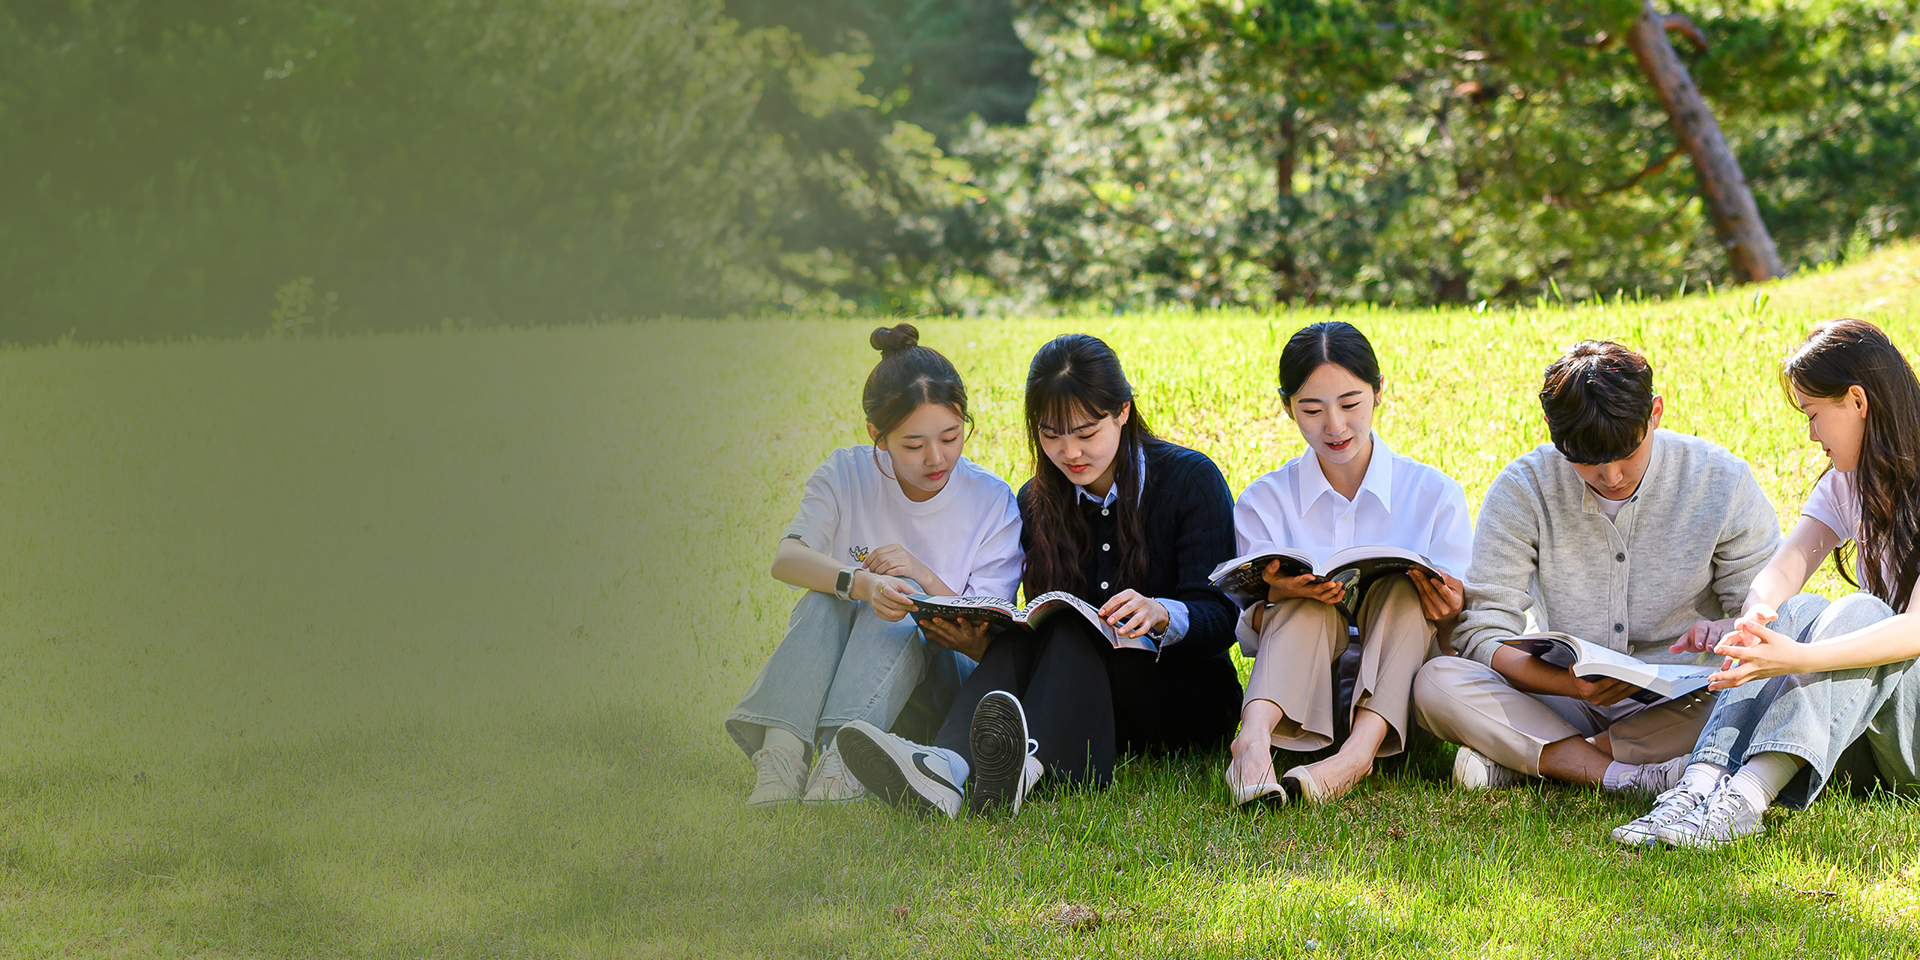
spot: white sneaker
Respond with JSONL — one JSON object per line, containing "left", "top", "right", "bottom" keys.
{"left": 802, "top": 741, "right": 864, "bottom": 803}
{"left": 1609, "top": 754, "right": 1690, "bottom": 796}
{"left": 834, "top": 720, "right": 963, "bottom": 819}
{"left": 1452, "top": 746, "right": 1523, "bottom": 790}
{"left": 747, "top": 745, "right": 807, "bottom": 807}
{"left": 969, "top": 690, "right": 1041, "bottom": 816}
{"left": 1632, "top": 755, "right": 1692, "bottom": 796}
{"left": 1655, "top": 778, "right": 1766, "bottom": 849}
{"left": 1610, "top": 778, "right": 1716, "bottom": 847}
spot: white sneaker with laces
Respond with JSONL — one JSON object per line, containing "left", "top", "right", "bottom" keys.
{"left": 1452, "top": 746, "right": 1523, "bottom": 790}
{"left": 833, "top": 720, "right": 964, "bottom": 819}
{"left": 1609, "top": 777, "right": 1717, "bottom": 847}
{"left": 969, "top": 690, "right": 1041, "bottom": 816}
{"left": 747, "top": 745, "right": 807, "bottom": 807}
{"left": 1630, "top": 755, "right": 1692, "bottom": 796}
{"left": 1655, "top": 779, "right": 1766, "bottom": 849}
{"left": 802, "top": 741, "right": 864, "bottom": 803}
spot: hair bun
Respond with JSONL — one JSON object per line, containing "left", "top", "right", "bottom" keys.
{"left": 869, "top": 322, "right": 920, "bottom": 356}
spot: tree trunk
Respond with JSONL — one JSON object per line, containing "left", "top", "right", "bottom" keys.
{"left": 1624, "top": 0, "right": 1783, "bottom": 282}
{"left": 1271, "top": 110, "right": 1307, "bottom": 304}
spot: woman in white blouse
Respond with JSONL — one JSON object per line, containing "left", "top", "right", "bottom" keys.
{"left": 1226, "top": 322, "right": 1473, "bottom": 804}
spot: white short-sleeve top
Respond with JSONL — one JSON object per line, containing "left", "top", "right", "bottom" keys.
{"left": 1801, "top": 468, "right": 1913, "bottom": 610}
{"left": 783, "top": 446, "right": 1023, "bottom": 600}
{"left": 1233, "top": 432, "right": 1474, "bottom": 579}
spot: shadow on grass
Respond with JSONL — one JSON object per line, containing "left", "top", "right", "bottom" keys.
{"left": 4, "top": 711, "right": 1920, "bottom": 957}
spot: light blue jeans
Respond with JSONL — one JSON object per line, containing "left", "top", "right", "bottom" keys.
{"left": 1691, "top": 591, "right": 1919, "bottom": 808}
{"left": 725, "top": 587, "right": 972, "bottom": 760}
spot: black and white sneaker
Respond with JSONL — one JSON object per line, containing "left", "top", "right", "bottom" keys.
{"left": 968, "top": 690, "right": 1041, "bottom": 816}
{"left": 834, "top": 720, "right": 964, "bottom": 819}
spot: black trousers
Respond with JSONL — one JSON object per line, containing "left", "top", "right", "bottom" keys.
{"left": 932, "top": 615, "right": 1241, "bottom": 787}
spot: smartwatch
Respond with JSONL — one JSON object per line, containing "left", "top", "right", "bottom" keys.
{"left": 835, "top": 566, "right": 859, "bottom": 601}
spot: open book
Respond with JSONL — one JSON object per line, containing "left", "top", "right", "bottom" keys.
{"left": 908, "top": 592, "right": 1157, "bottom": 653}
{"left": 1499, "top": 633, "right": 1713, "bottom": 704}
{"left": 1208, "top": 545, "right": 1441, "bottom": 617}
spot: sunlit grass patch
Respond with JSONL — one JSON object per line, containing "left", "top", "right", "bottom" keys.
{"left": 0, "top": 244, "right": 1917, "bottom": 956}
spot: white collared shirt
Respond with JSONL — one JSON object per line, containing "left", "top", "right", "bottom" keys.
{"left": 1233, "top": 431, "right": 1473, "bottom": 578}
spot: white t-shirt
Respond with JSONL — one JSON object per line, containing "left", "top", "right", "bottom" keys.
{"left": 1595, "top": 492, "right": 1631, "bottom": 521}
{"left": 784, "top": 446, "right": 1023, "bottom": 600}
{"left": 1233, "top": 432, "right": 1474, "bottom": 578}
{"left": 1801, "top": 468, "right": 1913, "bottom": 610}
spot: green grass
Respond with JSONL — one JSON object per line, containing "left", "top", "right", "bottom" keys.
{"left": 3, "top": 246, "right": 1920, "bottom": 957}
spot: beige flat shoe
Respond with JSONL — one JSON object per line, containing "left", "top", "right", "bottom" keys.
{"left": 1225, "top": 754, "right": 1291, "bottom": 806}
{"left": 1281, "top": 762, "right": 1369, "bottom": 803}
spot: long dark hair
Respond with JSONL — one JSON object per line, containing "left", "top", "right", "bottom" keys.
{"left": 862, "top": 322, "right": 969, "bottom": 439}
{"left": 1278, "top": 321, "right": 1382, "bottom": 403}
{"left": 1022, "top": 334, "right": 1155, "bottom": 598}
{"left": 1784, "top": 318, "right": 1920, "bottom": 611}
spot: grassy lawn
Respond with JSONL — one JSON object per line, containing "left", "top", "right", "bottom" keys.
{"left": 3, "top": 246, "right": 1920, "bottom": 957}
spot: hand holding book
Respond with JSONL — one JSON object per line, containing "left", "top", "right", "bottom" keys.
{"left": 920, "top": 614, "right": 991, "bottom": 662}
{"left": 1098, "top": 589, "right": 1168, "bottom": 641}
{"left": 1260, "top": 561, "right": 1347, "bottom": 605}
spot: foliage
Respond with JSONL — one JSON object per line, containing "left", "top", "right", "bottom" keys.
{"left": 946, "top": 0, "right": 1920, "bottom": 310}
{"left": 727, "top": 0, "right": 1039, "bottom": 142}
{"left": 0, "top": 0, "right": 974, "bottom": 340}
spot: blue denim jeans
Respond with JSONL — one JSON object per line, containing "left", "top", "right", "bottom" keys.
{"left": 724, "top": 588, "right": 971, "bottom": 759}
{"left": 1690, "top": 591, "right": 1919, "bottom": 808}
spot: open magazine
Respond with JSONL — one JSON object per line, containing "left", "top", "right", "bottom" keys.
{"left": 1499, "top": 632, "right": 1714, "bottom": 704}
{"left": 908, "top": 592, "right": 1157, "bottom": 653}
{"left": 1208, "top": 545, "right": 1442, "bottom": 617}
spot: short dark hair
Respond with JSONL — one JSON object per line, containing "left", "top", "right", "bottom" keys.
{"left": 1278, "top": 321, "right": 1382, "bottom": 404}
{"left": 1539, "top": 341, "right": 1655, "bottom": 464}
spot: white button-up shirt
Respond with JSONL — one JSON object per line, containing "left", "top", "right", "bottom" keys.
{"left": 1233, "top": 432, "right": 1474, "bottom": 579}
{"left": 1230, "top": 433, "right": 1472, "bottom": 653}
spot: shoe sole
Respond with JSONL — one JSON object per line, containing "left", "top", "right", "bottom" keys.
{"left": 968, "top": 691, "right": 1029, "bottom": 816}
{"left": 1656, "top": 825, "right": 1764, "bottom": 850}
{"left": 834, "top": 723, "right": 953, "bottom": 818}
{"left": 1608, "top": 825, "right": 1659, "bottom": 847}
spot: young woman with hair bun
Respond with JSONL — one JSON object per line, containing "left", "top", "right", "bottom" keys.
{"left": 837, "top": 333, "right": 1244, "bottom": 818}
{"left": 724, "top": 323, "right": 1022, "bottom": 807}
{"left": 1611, "top": 318, "right": 1920, "bottom": 848}
{"left": 1226, "top": 321, "right": 1472, "bottom": 805}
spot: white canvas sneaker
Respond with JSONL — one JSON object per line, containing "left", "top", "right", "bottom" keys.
{"left": 1452, "top": 746, "right": 1523, "bottom": 790}
{"left": 1629, "top": 755, "right": 1693, "bottom": 796}
{"left": 1655, "top": 779, "right": 1766, "bottom": 849}
{"left": 834, "top": 720, "right": 964, "bottom": 819}
{"left": 802, "top": 741, "right": 864, "bottom": 803}
{"left": 747, "top": 745, "right": 807, "bottom": 807}
{"left": 1610, "top": 777, "right": 1717, "bottom": 847}
{"left": 968, "top": 691, "right": 1041, "bottom": 816}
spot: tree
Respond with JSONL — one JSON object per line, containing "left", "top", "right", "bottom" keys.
{"left": 950, "top": 0, "right": 1919, "bottom": 310}
{"left": 1624, "top": 1, "right": 1783, "bottom": 281}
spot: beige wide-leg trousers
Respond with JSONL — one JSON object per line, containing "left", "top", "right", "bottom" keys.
{"left": 1411, "top": 656, "right": 1714, "bottom": 776}
{"left": 1239, "top": 576, "right": 1436, "bottom": 757}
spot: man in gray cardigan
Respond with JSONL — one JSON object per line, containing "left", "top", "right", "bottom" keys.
{"left": 1414, "top": 341, "right": 1781, "bottom": 793}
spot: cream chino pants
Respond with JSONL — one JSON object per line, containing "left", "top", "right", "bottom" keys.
{"left": 1241, "top": 576, "right": 1436, "bottom": 757}
{"left": 1412, "top": 655, "right": 1713, "bottom": 775}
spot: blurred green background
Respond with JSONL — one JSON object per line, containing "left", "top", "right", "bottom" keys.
{"left": 5, "top": 0, "right": 1918, "bottom": 342}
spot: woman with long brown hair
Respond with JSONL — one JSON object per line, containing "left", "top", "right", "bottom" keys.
{"left": 1611, "top": 318, "right": 1920, "bottom": 848}
{"left": 837, "top": 333, "right": 1242, "bottom": 817}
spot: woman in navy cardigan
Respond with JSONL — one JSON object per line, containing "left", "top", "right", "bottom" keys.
{"left": 838, "top": 333, "right": 1243, "bottom": 817}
